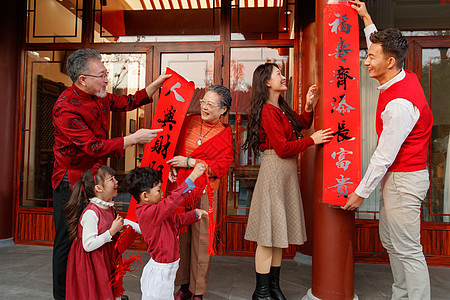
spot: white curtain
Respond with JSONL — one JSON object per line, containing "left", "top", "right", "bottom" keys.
{"left": 356, "top": 51, "right": 381, "bottom": 220}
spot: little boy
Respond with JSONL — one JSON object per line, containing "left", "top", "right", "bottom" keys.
{"left": 126, "top": 164, "right": 207, "bottom": 300}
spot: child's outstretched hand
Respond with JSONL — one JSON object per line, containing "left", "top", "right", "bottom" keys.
{"left": 195, "top": 209, "right": 208, "bottom": 219}
{"left": 188, "top": 163, "right": 206, "bottom": 182}
{"left": 109, "top": 215, "right": 124, "bottom": 236}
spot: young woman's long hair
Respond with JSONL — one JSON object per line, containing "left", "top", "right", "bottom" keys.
{"left": 243, "top": 63, "right": 305, "bottom": 157}
{"left": 65, "top": 165, "right": 115, "bottom": 241}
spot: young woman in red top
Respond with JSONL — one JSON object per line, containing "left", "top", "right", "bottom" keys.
{"left": 243, "top": 63, "right": 333, "bottom": 300}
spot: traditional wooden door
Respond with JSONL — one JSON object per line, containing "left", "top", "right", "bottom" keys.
{"left": 147, "top": 45, "right": 301, "bottom": 257}
{"left": 220, "top": 47, "right": 298, "bottom": 257}
{"left": 147, "top": 44, "right": 221, "bottom": 120}
{"left": 410, "top": 37, "right": 450, "bottom": 266}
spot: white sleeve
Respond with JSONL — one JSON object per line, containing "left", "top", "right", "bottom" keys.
{"left": 124, "top": 218, "right": 142, "bottom": 234}
{"left": 364, "top": 24, "right": 377, "bottom": 49}
{"left": 81, "top": 210, "right": 112, "bottom": 252}
{"left": 355, "top": 99, "right": 420, "bottom": 198}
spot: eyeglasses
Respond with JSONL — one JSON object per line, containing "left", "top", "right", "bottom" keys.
{"left": 81, "top": 72, "right": 109, "bottom": 79}
{"left": 199, "top": 99, "right": 220, "bottom": 109}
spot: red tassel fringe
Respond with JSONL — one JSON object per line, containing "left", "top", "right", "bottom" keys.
{"left": 205, "top": 174, "right": 216, "bottom": 256}
{"left": 115, "top": 225, "right": 137, "bottom": 255}
{"left": 110, "top": 225, "right": 140, "bottom": 297}
{"left": 111, "top": 252, "right": 140, "bottom": 298}
{"left": 173, "top": 168, "right": 217, "bottom": 253}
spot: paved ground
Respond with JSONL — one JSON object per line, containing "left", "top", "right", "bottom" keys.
{"left": 0, "top": 243, "right": 449, "bottom": 299}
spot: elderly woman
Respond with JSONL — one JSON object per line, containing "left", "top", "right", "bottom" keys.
{"left": 167, "top": 85, "right": 233, "bottom": 300}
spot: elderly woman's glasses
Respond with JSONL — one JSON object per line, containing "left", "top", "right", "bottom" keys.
{"left": 199, "top": 98, "right": 220, "bottom": 109}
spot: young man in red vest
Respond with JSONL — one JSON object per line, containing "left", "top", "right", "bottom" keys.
{"left": 343, "top": 1, "right": 433, "bottom": 299}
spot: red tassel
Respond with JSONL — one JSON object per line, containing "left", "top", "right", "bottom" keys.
{"left": 109, "top": 225, "right": 140, "bottom": 297}
{"left": 205, "top": 173, "right": 216, "bottom": 256}
{"left": 115, "top": 225, "right": 137, "bottom": 255}
{"left": 110, "top": 252, "right": 140, "bottom": 298}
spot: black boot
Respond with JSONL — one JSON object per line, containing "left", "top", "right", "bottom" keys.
{"left": 269, "top": 266, "right": 287, "bottom": 300}
{"left": 252, "top": 272, "right": 271, "bottom": 300}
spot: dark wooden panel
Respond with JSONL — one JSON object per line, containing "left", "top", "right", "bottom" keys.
{"left": 225, "top": 221, "right": 256, "bottom": 253}
{"left": 355, "top": 221, "right": 385, "bottom": 253}
{"left": 355, "top": 252, "right": 389, "bottom": 264}
{"left": 355, "top": 220, "right": 450, "bottom": 266}
{"left": 356, "top": 252, "right": 450, "bottom": 267}
{"left": 224, "top": 220, "right": 296, "bottom": 258}
{"left": 123, "top": 9, "right": 220, "bottom": 36}
{"left": 14, "top": 209, "right": 450, "bottom": 266}
{"left": 424, "top": 256, "right": 450, "bottom": 267}
{"left": 414, "top": 36, "right": 450, "bottom": 47}
{"left": 16, "top": 209, "right": 147, "bottom": 249}
{"left": 422, "top": 228, "right": 450, "bottom": 256}
{"left": 16, "top": 210, "right": 54, "bottom": 243}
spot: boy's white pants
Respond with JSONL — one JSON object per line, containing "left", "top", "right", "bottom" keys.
{"left": 141, "top": 258, "right": 179, "bottom": 300}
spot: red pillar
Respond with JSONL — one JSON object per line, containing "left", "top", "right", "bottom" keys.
{"left": 297, "top": 0, "right": 317, "bottom": 257}
{"left": 0, "top": 0, "right": 25, "bottom": 240}
{"left": 305, "top": 0, "right": 356, "bottom": 299}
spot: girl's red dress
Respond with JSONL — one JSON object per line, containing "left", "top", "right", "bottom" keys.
{"left": 66, "top": 203, "right": 118, "bottom": 300}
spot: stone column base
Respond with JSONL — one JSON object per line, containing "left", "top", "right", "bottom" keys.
{"left": 302, "top": 288, "right": 359, "bottom": 300}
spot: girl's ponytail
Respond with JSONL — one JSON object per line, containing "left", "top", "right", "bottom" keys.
{"left": 65, "top": 179, "right": 89, "bottom": 241}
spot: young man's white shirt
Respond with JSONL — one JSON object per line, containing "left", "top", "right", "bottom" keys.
{"left": 354, "top": 24, "right": 421, "bottom": 199}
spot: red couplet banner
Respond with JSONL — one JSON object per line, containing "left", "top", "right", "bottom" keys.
{"left": 126, "top": 67, "right": 195, "bottom": 222}
{"left": 322, "top": 2, "right": 361, "bottom": 206}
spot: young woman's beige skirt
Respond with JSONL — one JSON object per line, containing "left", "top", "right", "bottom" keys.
{"left": 244, "top": 149, "right": 307, "bottom": 248}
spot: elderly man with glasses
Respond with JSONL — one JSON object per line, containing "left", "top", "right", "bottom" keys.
{"left": 52, "top": 48, "right": 169, "bottom": 300}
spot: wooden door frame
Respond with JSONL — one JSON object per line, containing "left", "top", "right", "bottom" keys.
{"left": 411, "top": 36, "right": 450, "bottom": 266}
{"left": 219, "top": 42, "right": 299, "bottom": 258}
{"left": 144, "top": 43, "right": 229, "bottom": 254}
{"left": 146, "top": 42, "right": 301, "bottom": 257}
{"left": 145, "top": 43, "right": 222, "bottom": 124}
{"left": 406, "top": 35, "right": 450, "bottom": 227}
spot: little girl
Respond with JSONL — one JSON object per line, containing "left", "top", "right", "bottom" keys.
{"left": 65, "top": 163, "right": 124, "bottom": 300}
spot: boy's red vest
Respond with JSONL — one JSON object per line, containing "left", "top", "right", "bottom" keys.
{"left": 376, "top": 70, "right": 433, "bottom": 172}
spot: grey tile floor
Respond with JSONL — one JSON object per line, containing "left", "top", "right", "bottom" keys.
{"left": 0, "top": 244, "right": 449, "bottom": 299}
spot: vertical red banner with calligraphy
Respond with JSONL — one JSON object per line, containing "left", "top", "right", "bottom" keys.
{"left": 322, "top": 2, "right": 361, "bottom": 206}
{"left": 126, "top": 68, "right": 195, "bottom": 222}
